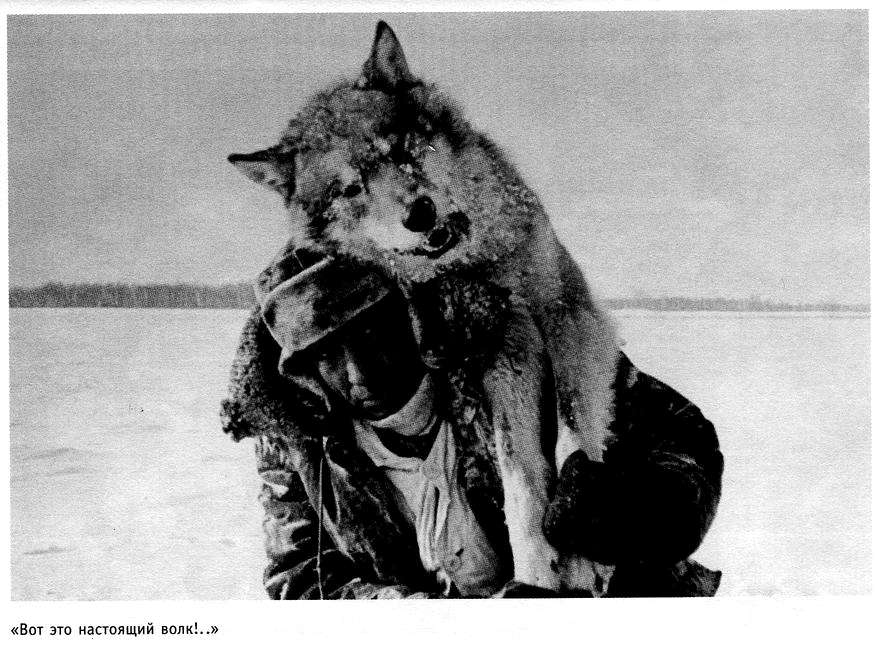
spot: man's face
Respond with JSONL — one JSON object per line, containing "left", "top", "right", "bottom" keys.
{"left": 312, "top": 295, "right": 425, "bottom": 420}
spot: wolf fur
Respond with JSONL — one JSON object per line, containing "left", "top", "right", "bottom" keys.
{"left": 228, "top": 22, "right": 621, "bottom": 592}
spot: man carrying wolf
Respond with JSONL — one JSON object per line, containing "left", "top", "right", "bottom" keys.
{"left": 221, "top": 244, "right": 723, "bottom": 598}
{"left": 220, "top": 21, "right": 723, "bottom": 598}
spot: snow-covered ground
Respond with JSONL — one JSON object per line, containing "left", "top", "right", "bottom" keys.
{"left": 9, "top": 308, "right": 870, "bottom": 599}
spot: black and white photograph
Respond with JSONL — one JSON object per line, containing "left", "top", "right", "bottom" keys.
{"left": 3, "top": 0, "right": 876, "bottom": 637}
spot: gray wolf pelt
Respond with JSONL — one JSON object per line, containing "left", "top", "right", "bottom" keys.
{"left": 228, "top": 22, "right": 621, "bottom": 592}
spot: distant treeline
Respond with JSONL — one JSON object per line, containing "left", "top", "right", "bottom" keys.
{"left": 603, "top": 296, "right": 869, "bottom": 312}
{"left": 8, "top": 283, "right": 870, "bottom": 312}
{"left": 9, "top": 282, "right": 256, "bottom": 309}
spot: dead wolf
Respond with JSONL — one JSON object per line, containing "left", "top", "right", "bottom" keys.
{"left": 227, "top": 22, "right": 655, "bottom": 593}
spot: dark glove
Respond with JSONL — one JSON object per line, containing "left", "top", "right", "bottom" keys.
{"left": 543, "top": 450, "right": 714, "bottom": 566}
{"left": 542, "top": 450, "right": 627, "bottom": 565}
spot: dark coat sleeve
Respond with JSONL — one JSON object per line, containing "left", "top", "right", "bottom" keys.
{"left": 543, "top": 352, "right": 724, "bottom": 567}
{"left": 255, "top": 434, "right": 435, "bottom": 600}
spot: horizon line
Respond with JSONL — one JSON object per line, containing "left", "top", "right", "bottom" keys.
{"left": 7, "top": 282, "right": 870, "bottom": 309}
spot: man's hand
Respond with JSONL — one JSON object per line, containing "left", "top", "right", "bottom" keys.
{"left": 542, "top": 450, "right": 625, "bottom": 565}
{"left": 544, "top": 445, "right": 719, "bottom": 567}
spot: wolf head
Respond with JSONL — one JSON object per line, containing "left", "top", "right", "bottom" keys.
{"left": 229, "top": 21, "right": 546, "bottom": 284}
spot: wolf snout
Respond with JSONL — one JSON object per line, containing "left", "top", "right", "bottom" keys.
{"left": 402, "top": 195, "right": 437, "bottom": 232}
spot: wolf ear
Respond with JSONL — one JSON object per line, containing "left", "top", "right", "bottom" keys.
{"left": 361, "top": 21, "right": 415, "bottom": 91}
{"left": 228, "top": 149, "right": 292, "bottom": 197}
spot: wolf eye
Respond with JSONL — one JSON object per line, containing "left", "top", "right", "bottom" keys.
{"left": 324, "top": 179, "right": 343, "bottom": 200}
{"left": 343, "top": 182, "right": 362, "bottom": 198}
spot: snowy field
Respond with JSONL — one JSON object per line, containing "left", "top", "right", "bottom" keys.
{"left": 9, "top": 308, "right": 870, "bottom": 599}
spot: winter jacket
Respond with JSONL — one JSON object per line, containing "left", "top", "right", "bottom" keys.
{"left": 221, "top": 306, "right": 724, "bottom": 598}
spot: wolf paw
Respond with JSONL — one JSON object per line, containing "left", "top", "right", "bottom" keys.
{"left": 510, "top": 536, "right": 562, "bottom": 591}
{"left": 557, "top": 555, "right": 615, "bottom": 597}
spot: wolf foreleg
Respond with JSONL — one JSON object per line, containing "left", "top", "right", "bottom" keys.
{"left": 546, "top": 309, "right": 621, "bottom": 596}
{"left": 482, "top": 303, "right": 563, "bottom": 590}
{"left": 484, "top": 363, "right": 561, "bottom": 590}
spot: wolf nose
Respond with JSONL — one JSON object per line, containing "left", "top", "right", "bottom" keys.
{"left": 403, "top": 196, "right": 437, "bottom": 232}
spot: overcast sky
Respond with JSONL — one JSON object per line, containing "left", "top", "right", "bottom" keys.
{"left": 7, "top": 11, "right": 868, "bottom": 302}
